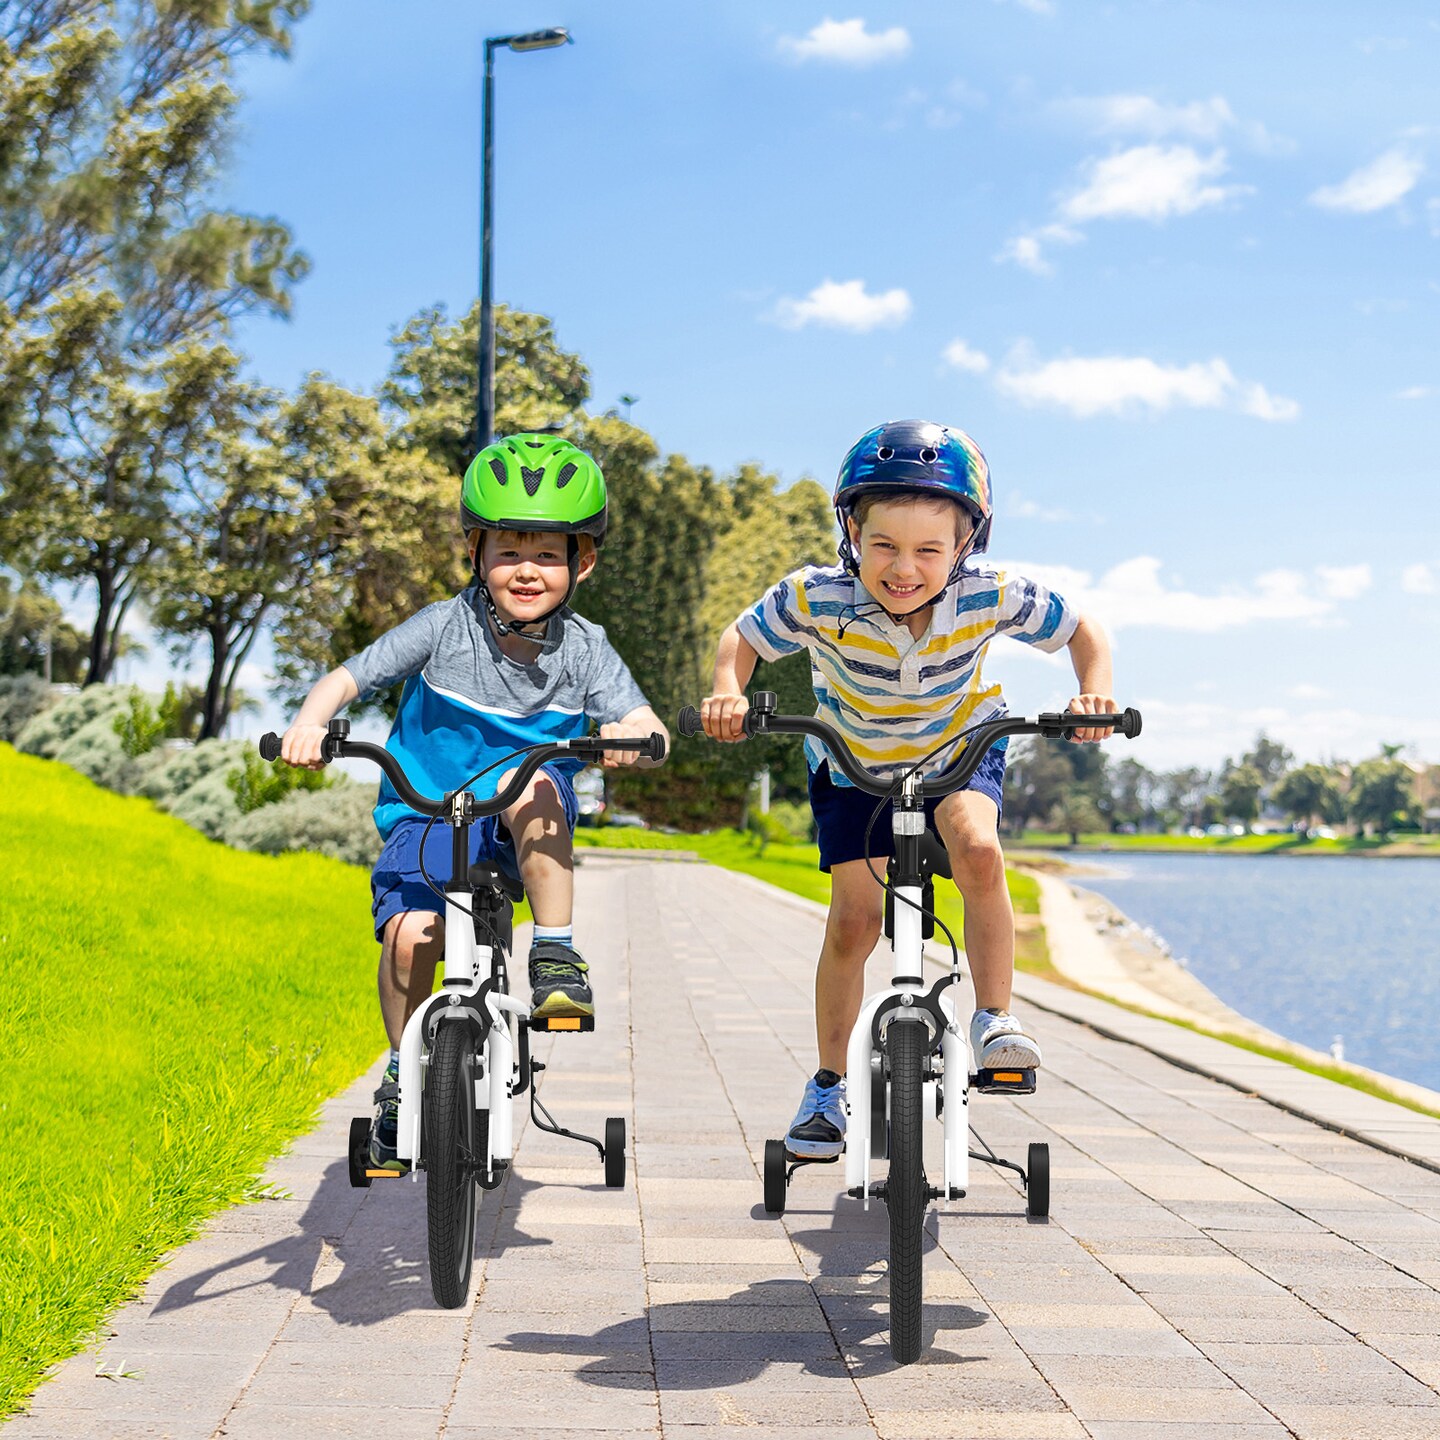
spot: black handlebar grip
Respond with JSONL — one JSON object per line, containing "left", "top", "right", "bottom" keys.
{"left": 1122, "top": 707, "right": 1142, "bottom": 739}
{"left": 647, "top": 730, "right": 668, "bottom": 763}
{"left": 258, "top": 732, "right": 281, "bottom": 761}
{"left": 676, "top": 706, "right": 702, "bottom": 738}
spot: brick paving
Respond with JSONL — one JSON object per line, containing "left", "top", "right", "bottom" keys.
{"left": 7, "top": 857, "right": 1440, "bottom": 1439}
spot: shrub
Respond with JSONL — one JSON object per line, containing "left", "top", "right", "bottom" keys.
{"left": 766, "top": 799, "right": 814, "bottom": 844}
{"left": 0, "top": 676, "right": 57, "bottom": 744}
{"left": 54, "top": 712, "right": 148, "bottom": 795}
{"left": 226, "top": 748, "right": 334, "bottom": 815}
{"left": 139, "top": 739, "right": 250, "bottom": 805}
{"left": 14, "top": 685, "right": 129, "bottom": 758}
{"left": 166, "top": 768, "right": 246, "bottom": 840}
{"left": 225, "top": 780, "right": 380, "bottom": 866}
{"left": 111, "top": 683, "right": 198, "bottom": 758}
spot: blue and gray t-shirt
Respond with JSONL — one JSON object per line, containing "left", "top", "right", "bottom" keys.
{"left": 341, "top": 585, "right": 648, "bottom": 840}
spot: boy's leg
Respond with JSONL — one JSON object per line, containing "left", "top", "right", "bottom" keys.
{"left": 934, "top": 788, "right": 1041, "bottom": 1068}
{"left": 378, "top": 909, "right": 445, "bottom": 1049}
{"left": 815, "top": 859, "right": 885, "bottom": 1073}
{"left": 494, "top": 764, "right": 588, "bottom": 1018}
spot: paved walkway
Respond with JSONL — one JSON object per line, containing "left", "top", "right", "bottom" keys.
{"left": 9, "top": 858, "right": 1440, "bottom": 1439}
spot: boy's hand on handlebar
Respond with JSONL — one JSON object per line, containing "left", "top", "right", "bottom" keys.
{"left": 597, "top": 719, "right": 651, "bottom": 768}
{"left": 281, "top": 723, "right": 331, "bottom": 770}
{"left": 701, "top": 693, "right": 749, "bottom": 742}
{"left": 1067, "top": 694, "right": 1117, "bottom": 744}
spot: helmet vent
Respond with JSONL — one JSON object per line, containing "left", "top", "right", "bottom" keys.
{"left": 489, "top": 457, "right": 508, "bottom": 485}
{"left": 877, "top": 447, "right": 894, "bottom": 460}
{"left": 556, "top": 462, "right": 578, "bottom": 488}
{"left": 521, "top": 465, "right": 545, "bottom": 496}
{"left": 525, "top": 438, "right": 546, "bottom": 448}
{"left": 920, "top": 447, "right": 938, "bottom": 464}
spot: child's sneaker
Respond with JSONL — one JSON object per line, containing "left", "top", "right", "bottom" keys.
{"left": 785, "top": 1072, "right": 847, "bottom": 1158}
{"left": 970, "top": 1008, "right": 1042, "bottom": 1070}
{"left": 368, "top": 1055, "right": 406, "bottom": 1172}
{"left": 528, "top": 941, "right": 594, "bottom": 1020}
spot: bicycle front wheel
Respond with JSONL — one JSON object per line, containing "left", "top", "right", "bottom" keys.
{"left": 425, "top": 1021, "right": 480, "bottom": 1309}
{"left": 886, "top": 1018, "right": 928, "bottom": 1364}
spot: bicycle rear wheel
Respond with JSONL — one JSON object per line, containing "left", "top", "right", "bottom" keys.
{"left": 886, "top": 1018, "right": 928, "bottom": 1365}
{"left": 425, "top": 1021, "right": 480, "bottom": 1309}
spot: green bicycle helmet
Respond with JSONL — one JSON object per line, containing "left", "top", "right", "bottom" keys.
{"left": 460, "top": 433, "right": 607, "bottom": 544}
{"left": 460, "top": 434, "right": 608, "bottom": 641}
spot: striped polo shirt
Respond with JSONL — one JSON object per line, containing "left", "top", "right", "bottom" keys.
{"left": 342, "top": 585, "right": 648, "bottom": 839}
{"left": 736, "top": 562, "right": 1079, "bottom": 786}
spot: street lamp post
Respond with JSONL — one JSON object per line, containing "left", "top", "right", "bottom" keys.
{"left": 478, "top": 26, "right": 572, "bottom": 449}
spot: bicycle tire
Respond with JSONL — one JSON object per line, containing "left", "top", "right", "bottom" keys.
{"left": 886, "top": 1018, "right": 928, "bottom": 1365}
{"left": 1027, "top": 1141, "right": 1050, "bottom": 1219}
{"left": 763, "top": 1138, "right": 788, "bottom": 1215}
{"left": 425, "top": 1021, "right": 480, "bottom": 1309}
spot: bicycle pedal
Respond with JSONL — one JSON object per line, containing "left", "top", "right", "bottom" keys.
{"left": 364, "top": 1168, "right": 407, "bottom": 1179}
{"left": 971, "top": 1067, "right": 1037, "bottom": 1095}
{"left": 528, "top": 1014, "right": 595, "bottom": 1033}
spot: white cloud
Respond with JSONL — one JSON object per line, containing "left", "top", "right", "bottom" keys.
{"left": 942, "top": 339, "right": 991, "bottom": 373}
{"left": 1060, "top": 145, "right": 1249, "bottom": 223}
{"left": 771, "top": 278, "right": 911, "bottom": 332}
{"left": 1289, "top": 684, "right": 1331, "bottom": 701}
{"left": 1397, "top": 385, "right": 1435, "bottom": 400}
{"left": 998, "top": 0, "right": 1056, "bottom": 14}
{"left": 1011, "top": 498, "right": 1073, "bottom": 522}
{"left": 777, "top": 18, "right": 910, "bottom": 66}
{"left": 1309, "top": 148, "right": 1424, "bottom": 213}
{"left": 995, "top": 222, "right": 1082, "bottom": 275}
{"left": 1401, "top": 563, "right": 1436, "bottom": 595}
{"left": 994, "top": 346, "right": 1299, "bottom": 421}
{"left": 1316, "top": 564, "right": 1373, "bottom": 600}
{"left": 1014, "top": 556, "right": 1360, "bottom": 634}
{"left": 1063, "top": 94, "right": 1237, "bottom": 142}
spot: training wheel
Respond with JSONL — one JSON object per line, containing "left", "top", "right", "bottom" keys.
{"left": 1026, "top": 1141, "right": 1050, "bottom": 1218}
{"left": 604, "top": 1116, "right": 626, "bottom": 1189}
{"left": 347, "top": 1116, "right": 373, "bottom": 1189}
{"left": 763, "top": 1138, "right": 788, "bottom": 1215}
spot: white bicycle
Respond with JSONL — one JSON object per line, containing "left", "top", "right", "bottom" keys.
{"left": 677, "top": 691, "right": 1142, "bottom": 1363}
{"left": 258, "top": 718, "right": 666, "bottom": 1308}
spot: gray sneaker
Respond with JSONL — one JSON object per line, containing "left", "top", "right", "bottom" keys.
{"left": 368, "top": 1057, "right": 406, "bottom": 1172}
{"left": 528, "top": 941, "right": 594, "bottom": 1020}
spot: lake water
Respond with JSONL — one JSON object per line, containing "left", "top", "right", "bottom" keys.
{"left": 1072, "top": 852, "right": 1440, "bottom": 1094}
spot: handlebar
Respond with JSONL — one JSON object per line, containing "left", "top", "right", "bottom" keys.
{"left": 676, "top": 692, "right": 1141, "bottom": 799}
{"left": 258, "top": 720, "right": 667, "bottom": 819}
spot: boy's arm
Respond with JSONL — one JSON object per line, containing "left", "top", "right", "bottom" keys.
{"left": 281, "top": 665, "right": 361, "bottom": 769}
{"left": 1065, "top": 613, "right": 1117, "bottom": 743}
{"left": 598, "top": 704, "right": 670, "bottom": 770}
{"left": 701, "top": 620, "right": 759, "bottom": 742}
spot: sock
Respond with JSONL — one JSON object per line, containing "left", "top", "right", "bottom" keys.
{"left": 532, "top": 924, "right": 573, "bottom": 950}
{"left": 814, "top": 1068, "right": 843, "bottom": 1090}
{"left": 386, "top": 1048, "right": 400, "bottom": 1075}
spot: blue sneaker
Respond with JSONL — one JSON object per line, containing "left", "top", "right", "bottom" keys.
{"left": 786, "top": 1074, "right": 847, "bottom": 1158}
{"left": 368, "top": 1056, "right": 406, "bottom": 1172}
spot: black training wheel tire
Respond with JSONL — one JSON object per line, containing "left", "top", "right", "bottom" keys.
{"left": 347, "top": 1115, "right": 372, "bottom": 1189}
{"left": 1027, "top": 1141, "right": 1050, "bottom": 1219}
{"left": 886, "top": 1018, "right": 928, "bottom": 1366}
{"left": 424, "top": 1022, "right": 480, "bottom": 1309}
{"left": 763, "top": 1138, "right": 788, "bottom": 1215}
{"left": 604, "top": 1117, "right": 626, "bottom": 1189}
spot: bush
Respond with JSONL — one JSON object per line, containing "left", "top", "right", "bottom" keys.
{"left": 14, "top": 685, "right": 129, "bottom": 758}
{"left": 766, "top": 799, "right": 814, "bottom": 844}
{"left": 226, "top": 748, "right": 334, "bottom": 815}
{"left": 225, "top": 780, "right": 380, "bottom": 866}
{"left": 139, "top": 739, "right": 250, "bottom": 806}
{"left": 53, "top": 712, "right": 149, "bottom": 795}
{"left": 166, "top": 767, "right": 246, "bottom": 841}
{"left": 0, "top": 676, "right": 57, "bottom": 744}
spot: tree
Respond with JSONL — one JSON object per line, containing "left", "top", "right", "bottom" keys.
{"left": 0, "top": 1, "right": 309, "bottom": 684}
{"left": 1047, "top": 792, "right": 1105, "bottom": 846}
{"left": 1240, "top": 732, "right": 1293, "bottom": 790}
{"left": 0, "top": 572, "right": 86, "bottom": 680}
{"left": 1004, "top": 737, "right": 1075, "bottom": 834}
{"left": 1159, "top": 766, "right": 1211, "bottom": 830}
{"left": 1219, "top": 763, "right": 1263, "bottom": 830}
{"left": 1275, "top": 763, "right": 1346, "bottom": 833}
{"left": 1348, "top": 756, "right": 1417, "bottom": 837}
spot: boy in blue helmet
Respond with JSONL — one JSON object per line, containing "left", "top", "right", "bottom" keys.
{"left": 701, "top": 420, "right": 1117, "bottom": 1157}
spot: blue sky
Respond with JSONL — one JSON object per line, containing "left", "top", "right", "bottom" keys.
{"left": 100, "top": 1, "right": 1440, "bottom": 772}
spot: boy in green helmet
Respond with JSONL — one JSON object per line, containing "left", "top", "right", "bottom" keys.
{"left": 279, "top": 434, "right": 667, "bottom": 1169}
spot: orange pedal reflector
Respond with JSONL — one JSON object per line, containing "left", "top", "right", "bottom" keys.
{"left": 992, "top": 1072, "right": 1024, "bottom": 1083}
{"left": 365, "top": 1169, "right": 404, "bottom": 1179}
{"left": 546, "top": 1017, "right": 583, "bottom": 1030}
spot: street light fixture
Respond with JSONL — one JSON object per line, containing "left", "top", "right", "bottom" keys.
{"left": 477, "top": 26, "right": 572, "bottom": 449}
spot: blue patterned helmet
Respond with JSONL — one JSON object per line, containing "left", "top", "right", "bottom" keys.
{"left": 833, "top": 420, "right": 992, "bottom": 567}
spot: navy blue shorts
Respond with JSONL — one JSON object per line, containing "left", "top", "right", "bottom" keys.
{"left": 369, "top": 763, "right": 578, "bottom": 942}
{"left": 806, "top": 743, "right": 1007, "bottom": 873}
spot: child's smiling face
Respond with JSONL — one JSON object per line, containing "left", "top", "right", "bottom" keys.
{"left": 847, "top": 495, "right": 971, "bottom": 616}
{"left": 469, "top": 528, "right": 593, "bottom": 626}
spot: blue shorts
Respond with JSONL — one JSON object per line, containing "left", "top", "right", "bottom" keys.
{"left": 369, "top": 763, "right": 578, "bottom": 942}
{"left": 806, "top": 743, "right": 1007, "bottom": 873}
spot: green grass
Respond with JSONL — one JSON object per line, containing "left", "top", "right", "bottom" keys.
{"left": 1013, "top": 829, "right": 1440, "bottom": 856}
{"left": 0, "top": 746, "right": 383, "bottom": 1418}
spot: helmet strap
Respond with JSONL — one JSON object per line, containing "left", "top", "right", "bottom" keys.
{"left": 470, "top": 534, "right": 581, "bottom": 647}
{"left": 835, "top": 510, "right": 981, "bottom": 619}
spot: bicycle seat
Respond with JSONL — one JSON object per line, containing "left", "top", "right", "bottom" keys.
{"left": 467, "top": 862, "right": 526, "bottom": 904}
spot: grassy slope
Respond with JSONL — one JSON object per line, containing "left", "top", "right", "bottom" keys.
{"left": 0, "top": 747, "right": 382, "bottom": 1417}
{"left": 1012, "top": 829, "right": 1440, "bottom": 857}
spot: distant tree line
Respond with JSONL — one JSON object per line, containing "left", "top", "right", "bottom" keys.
{"left": 1004, "top": 731, "right": 1433, "bottom": 842}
